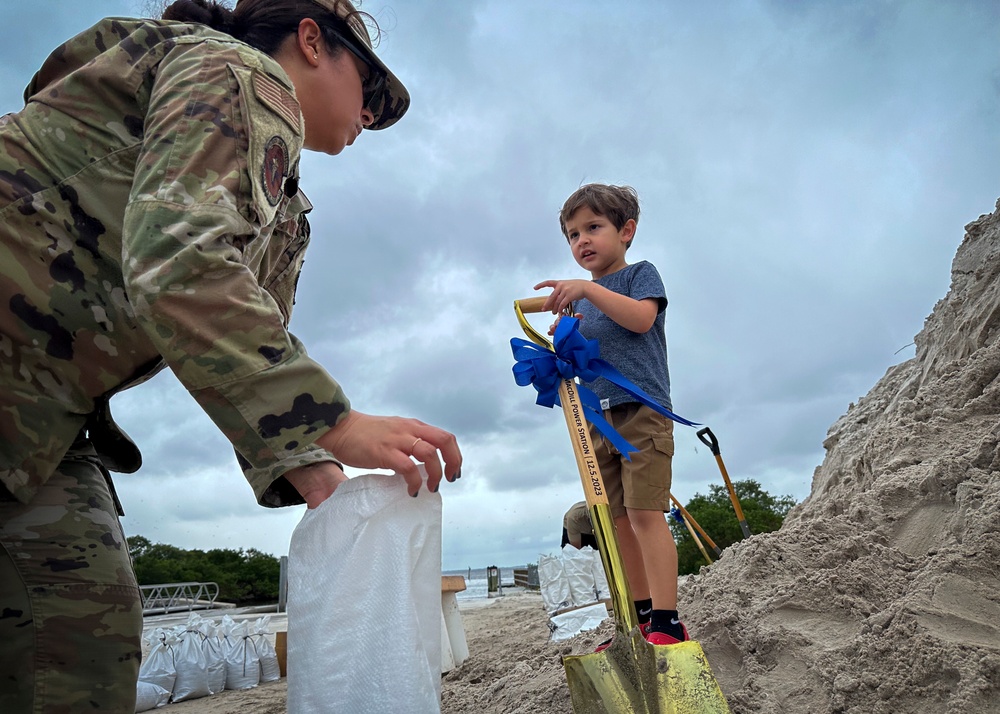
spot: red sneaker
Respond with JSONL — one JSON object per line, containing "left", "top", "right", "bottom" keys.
{"left": 594, "top": 638, "right": 612, "bottom": 653}
{"left": 640, "top": 620, "right": 652, "bottom": 636}
{"left": 645, "top": 622, "right": 689, "bottom": 646}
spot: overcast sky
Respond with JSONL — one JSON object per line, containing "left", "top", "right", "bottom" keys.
{"left": 5, "top": 1, "right": 998, "bottom": 571}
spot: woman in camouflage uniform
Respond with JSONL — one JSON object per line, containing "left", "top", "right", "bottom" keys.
{"left": 0, "top": 1, "right": 462, "bottom": 710}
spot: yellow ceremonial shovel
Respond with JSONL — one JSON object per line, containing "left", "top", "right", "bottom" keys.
{"left": 514, "top": 297, "right": 730, "bottom": 714}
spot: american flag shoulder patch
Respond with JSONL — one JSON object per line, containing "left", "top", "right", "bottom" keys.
{"left": 252, "top": 72, "right": 302, "bottom": 134}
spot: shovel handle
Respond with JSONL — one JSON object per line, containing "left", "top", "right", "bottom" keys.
{"left": 697, "top": 427, "right": 720, "bottom": 455}
{"left": 514, "top": 296, "right": 548, "bottom": 314}
{"left": 670, "top": 494, "right": 723, "bottom": 556}
{"left": 558, "top": 378, "right": 637, "bottom": 634}
{"left": 698, "top": 427, "right": 753, "bottom": 539}
{"left": 513, "top": 295, "right": 637, "bottom": 634}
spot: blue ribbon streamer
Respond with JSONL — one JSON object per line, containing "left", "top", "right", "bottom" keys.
{"left": 511, "top": 316, "right": 700, "bottom": 460}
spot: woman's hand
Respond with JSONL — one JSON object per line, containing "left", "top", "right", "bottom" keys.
{"left": 315, "top": 411, "right": 462, "bottom": 497}
{"left": 284, "top": 461, "right": 349, "bottom": 509}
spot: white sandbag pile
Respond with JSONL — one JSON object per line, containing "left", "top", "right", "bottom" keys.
{"left": 135, "top": 612, "right": 280, "bottom": 712}
{"left": 538, "top": 546, "right": 612, "bottom": 641}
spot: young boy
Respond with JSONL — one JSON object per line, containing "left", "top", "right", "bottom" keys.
{"left": 535, "top": 183, "right": 687, "bottom": 645}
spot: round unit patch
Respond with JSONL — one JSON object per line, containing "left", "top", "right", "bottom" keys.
{"left": 262, "top": 135, "right": 289, "bottom": 206}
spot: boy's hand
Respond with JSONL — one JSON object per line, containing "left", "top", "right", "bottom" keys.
{"left": 535, "top": 279, "right": 660, "bottom": 334}
{"left": 533, "top": 279, "right": 591, "bottom": 315}
{"left": 546, "top": 312, "right": 583, "bottom": 336}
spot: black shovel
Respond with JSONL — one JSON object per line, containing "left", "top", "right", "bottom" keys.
{"left": 696, "top": 427, "right": 751, "bottom": 539}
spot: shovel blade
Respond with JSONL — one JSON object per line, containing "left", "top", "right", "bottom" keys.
{"left": 564, "top": 633, "right": 730, "bottom": 714}
{"left": 647, "top": 640, "right": 730, "bottom": 714}
{"left": 564, "top": 630, "right": 656, "bottom": 714}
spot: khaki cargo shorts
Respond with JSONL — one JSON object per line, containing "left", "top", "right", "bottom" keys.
{"left": 590, "top": 402, "right": 674, "bottom": 519}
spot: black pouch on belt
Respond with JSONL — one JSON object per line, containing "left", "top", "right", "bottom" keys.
{"left": 85, "top": 398, "right": 143, "bottom": 474}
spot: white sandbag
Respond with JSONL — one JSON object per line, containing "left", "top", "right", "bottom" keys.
{"left": 549, "top": 602, "right": 610, "bottom": 642}
{"left": 562, "top": 545, "right": 598, "bottom": 606}
{"left": 539, "top": 552, "right": 572, "bottom": 614}
{"left": 199, "top": 621, "right": 227, "bottom": 694}
{"left": 224, "top": 620, "right": 261, "bottom": 690}
{"left": 171, "top": 622, "right": 211, "bottom": 702}
{"left": 134, "top": 681, "right": 170, "bottom": 712}
{"left": 215, "top": 615, "right": 239, "bottom": 692}
{"left": 138, "top": 629, "right": 177, "bottom": 698}
{"left": 587, "top": 546, "right": 611, "bottom": 600}
{"left": 253, "top": 616, "right": 282, "bottom": 683}
{"left": 287, "top": 470, "right": 442, "bottom": 714}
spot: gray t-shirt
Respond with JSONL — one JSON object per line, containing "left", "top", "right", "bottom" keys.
{"left": 575, "top": 261, "right": 672, "bottom": 411}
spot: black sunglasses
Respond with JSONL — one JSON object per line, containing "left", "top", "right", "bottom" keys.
{"left": 332, "top": 31, "right": 387, "bottom": 112}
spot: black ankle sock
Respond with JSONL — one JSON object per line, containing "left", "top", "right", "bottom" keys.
{"left": 649, "top": 609, "right": 685, "bottom": 640}
{"left": 634, "top": 598, "right": 653, "bottom": 623}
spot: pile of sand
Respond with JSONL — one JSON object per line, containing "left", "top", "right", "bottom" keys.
{"left": 681, "top": 198, "right": 1000, "bottom": 712}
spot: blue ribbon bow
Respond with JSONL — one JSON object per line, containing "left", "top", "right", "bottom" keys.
{"left": 511, "top": 316, "right": 700, "bottom": 459}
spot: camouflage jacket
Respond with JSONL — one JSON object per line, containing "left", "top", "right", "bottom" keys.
{"left": 0, "top": 18, "right": 350, "bottom": 507}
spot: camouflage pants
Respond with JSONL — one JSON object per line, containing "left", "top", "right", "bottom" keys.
{"left": 0, "top": 437, "right": 141, "bottom": 713}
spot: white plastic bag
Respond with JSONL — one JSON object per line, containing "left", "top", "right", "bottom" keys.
{"left": 287, "top": 471, "right": 442, "bottom": 714}
{"left": 253, "top": 616, "right": 282, "bottom": 683}
{"left": 562, "top": 545, "right": 598, "bottom": 606}
{"left": 137, "top": 629, "right": 177, "bottom": 699}
{"left": 134, "top": 681, "right": 170, "bottom": 712}
{"left": 549, "top": 602, "right": 610, "bottom": 642}
{"left": 539, "top": 552, "right": 572, "bottom": 614}
{"left": 172, "top": 620, "right": 211, "bottom": 702}
{"left": 224, "top": 619, "right": 260, "bottom": 690}
{"left": 199, "top": 621, "right": 227, "bottom": 694}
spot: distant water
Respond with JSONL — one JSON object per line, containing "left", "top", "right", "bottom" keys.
{"left": 443, "top": 566, "right": 516, "bottom": 601}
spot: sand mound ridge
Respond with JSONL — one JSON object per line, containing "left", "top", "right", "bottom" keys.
{"left": 683, "top": 198, "right": 1000, "bottom": 713}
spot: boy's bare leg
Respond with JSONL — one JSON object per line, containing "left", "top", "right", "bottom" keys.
{"left": 613, "top": 513, "right": 650, "bottom": 601}
{"left": 627, "top": 508, "right": 678, "bottom": 610}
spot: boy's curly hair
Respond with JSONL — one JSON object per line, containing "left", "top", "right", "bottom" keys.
{"left": 559, "top": 184, "right": 640, "bottom": 247}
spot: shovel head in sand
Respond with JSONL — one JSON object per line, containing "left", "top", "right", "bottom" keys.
{"left": 514, "top": 297, "right": 730, "bottom": 714}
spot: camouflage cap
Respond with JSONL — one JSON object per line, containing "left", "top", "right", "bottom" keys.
{"left": 310, "top": 0, "right": 410, "bottom": 129}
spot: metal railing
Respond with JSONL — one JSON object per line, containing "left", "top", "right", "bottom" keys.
{"left": 140, "top": 581, "right": 220, "bottom": 615}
